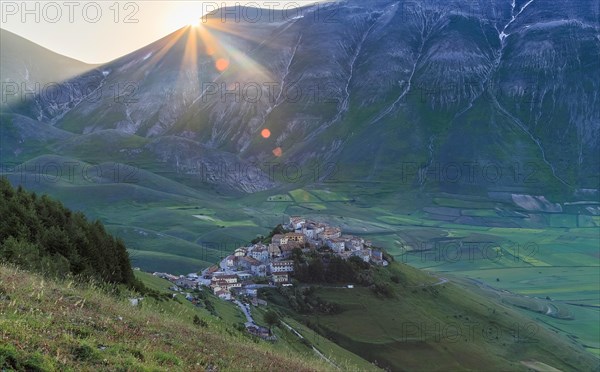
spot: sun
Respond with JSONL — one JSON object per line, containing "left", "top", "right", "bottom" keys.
{"left": 187, "top": 17, "right": 200, "bottom": 27}
{"left": 167, "top": 4, "right": 203, "bottom": 29}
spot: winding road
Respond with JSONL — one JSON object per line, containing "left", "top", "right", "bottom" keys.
{"left": 234, "top": 299, "right": 339, "bottom": 369}
{"left": 234, "top": 300, "right": 255, "bottom": 324}
{"left": 408, "top": 274, "right": 449, "bottom": 288}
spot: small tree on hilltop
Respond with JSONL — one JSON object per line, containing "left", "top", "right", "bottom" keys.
{"left": 264, "top": 310, "right": 280, "bottom": 335}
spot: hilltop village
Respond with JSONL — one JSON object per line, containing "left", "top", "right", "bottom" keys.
{"left": 153, "top": 217, "right": 388, "bottom": 302}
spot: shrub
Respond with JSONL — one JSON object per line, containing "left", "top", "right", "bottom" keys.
{"left": 193, "top": 315, "right": 208, "bottom": 328}
{"left": 0, "top": 344, "right": 54, "bottom": 371}
{"left": 372, "top": 283, "right": 394, "bottom": 298}
{"left": 154, "top": 352, "right": 181, "bottom": 366}
{"left": 71, "top": 344, "right": 98, "bottom": 362}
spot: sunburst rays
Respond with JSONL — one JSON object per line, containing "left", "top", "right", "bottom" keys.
{"left": 140, "top": 8, "right": 280, "bottom": 155}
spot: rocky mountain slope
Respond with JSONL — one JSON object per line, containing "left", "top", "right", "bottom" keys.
{"left": 2, "top": 0, "right": 599, "bottom": 197}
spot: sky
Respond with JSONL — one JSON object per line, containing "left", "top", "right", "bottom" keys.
{"left": 0, "top": 1, "right": 321, "bottom": 64}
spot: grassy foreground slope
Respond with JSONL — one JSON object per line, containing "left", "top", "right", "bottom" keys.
{"left": 135, "top": 271, "right": 379, "bottom": 371}
{"left": 0, "top": 265, "right": 332, "bottom": 371}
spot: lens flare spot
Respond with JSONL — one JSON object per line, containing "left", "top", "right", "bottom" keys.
{"left": 261, "top": 128, "right": 271, "bottom": 138}
{"left": 272, "top": 147, "right": 282, "bottom": 157}
{"left": 215, "top": 58, "right": 229, "bottom": 71}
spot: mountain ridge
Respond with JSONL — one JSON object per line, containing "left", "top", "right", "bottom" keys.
{"left": 2, "top": 1, "right": 598, "bottom": 198}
